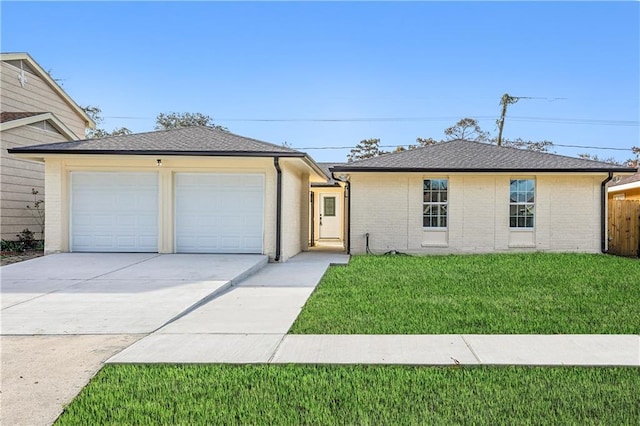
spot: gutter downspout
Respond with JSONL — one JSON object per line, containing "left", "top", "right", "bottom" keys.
{"left": 346, "top": 180, "right": 351, "bottom": 254}
{"left": 601, "top": 172, "right": 613, "bottom": 253}
{"left": 274, "top": 157, "right": 282, "bottom": 262}
{"left": 310, "top": 192, "right": 315, "bottom": 247}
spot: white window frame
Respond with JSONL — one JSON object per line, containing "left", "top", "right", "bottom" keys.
{"left": 509, "top": 178, "right": 535, "bottom": 229}
{"left": 423, "top": 178, "right": 448, "bottom": 229}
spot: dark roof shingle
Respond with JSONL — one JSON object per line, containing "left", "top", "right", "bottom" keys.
{"left": 332, "top": 139, "right": 635, "bottom": 173}
{"left": 8, "top": 126, "right": 303, "bottom": 156}
{"left": 313, "top": 162, "right": 347, "bottom": 186}
{"left": 0, "top": 111, "right": 45, "bottom": 123}
{"left": 609, "top": 172, "right": 640, "bottom": 187}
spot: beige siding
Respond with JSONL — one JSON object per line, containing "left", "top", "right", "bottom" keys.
{"left": 41, "top": 155, "right": 308, "bottom": 260}
{"left": 1, "top": 61, "right": 87, "bottom": 137}
{"left": 349, "top": 172, "right": 606, "bottom": 255}
{"left": 280, "top": 161, "right": 305, "bottom": 261}
{"left": 1, "top": 126, "right": 68, "bottom": 239}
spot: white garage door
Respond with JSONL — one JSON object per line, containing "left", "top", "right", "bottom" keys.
{"left": 175, "top": 173, "right": 264, "bottom": 253}
{"left": 71, "top": 172, "right": 158, "bottom": 252}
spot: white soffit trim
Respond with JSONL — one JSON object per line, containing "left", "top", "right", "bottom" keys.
{"left": 609, "top": 181, "right": 640, "bottom": 193}
{"left": 0, "top": 112, "right": 79, "bottom": 140}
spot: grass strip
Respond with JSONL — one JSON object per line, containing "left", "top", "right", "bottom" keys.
{"left": 57, "top": 364, "right": 639, "bottom": 425}
{"left": 290, "top": 253, "right": 640, "bottom": 334}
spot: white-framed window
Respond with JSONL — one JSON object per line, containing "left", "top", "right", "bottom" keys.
{"left": 510, "top": 179, "right": 535, "bottom": 228}
{"left": 423, "top": 179, "right": 448, "bottom": 228}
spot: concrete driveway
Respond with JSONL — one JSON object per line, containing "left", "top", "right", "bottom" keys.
{"left": 1, "top": 253, "right": 267, "bottom": 334}
{"left": 1, "top": 252, "right": 268, "bottom": 425}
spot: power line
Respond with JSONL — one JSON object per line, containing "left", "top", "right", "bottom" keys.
{"left": 295, "top": 143, "right": 635, "bottom": 152}
{"left": 103, "top": 115, "right": 639, "bottom": 126}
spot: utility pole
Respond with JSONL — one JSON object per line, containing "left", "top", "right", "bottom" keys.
{"left": 496, "top": 94, "right": 565, "bottom": 146}
{"left": 496, "top": 93, "right": 522, "bottom": 146}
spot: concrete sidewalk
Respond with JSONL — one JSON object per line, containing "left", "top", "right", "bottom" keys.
{"left": 272, "top": 334, "right": 640, "bottom": 366}
{"left": 108, "top": 252, "right": 639, "bottom": 367}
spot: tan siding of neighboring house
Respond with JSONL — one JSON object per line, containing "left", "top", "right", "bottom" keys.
{"left": 1, "top": 57, "right": 89, "bottom": 242}
{"left": 0, "top": 126, "right": 67, "bottom": 240}
{"left": 609, "top": 186, "right": 640, "bottom": 201}
{"left": 1, "top": 61, "right": 87, "bottom": 137}
{"left": 349, "top": 172, "right": 605, "bottom": 255}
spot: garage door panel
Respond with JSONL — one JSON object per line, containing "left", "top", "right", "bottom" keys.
{"left": 71, "top": 173, "right": 158, "bottom": 252}
{"left": 175, "top": 173, "right": 264, "bottom": 254}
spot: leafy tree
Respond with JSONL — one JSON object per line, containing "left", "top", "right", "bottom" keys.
{"left": 444, "top": 118, "right": 490, "bottom": 142}
{"left": 155, "top": 112, "right": 228, "bottom": 131}
{"left": 502, "top": 138, "right": 554, "bottom": 153}
{"left": 578, "top": 153, "right": 622, "bottom": 165}
{"left": 83, "top": 106, "right": 132, "bottom": 139}
{"left": 414, "top": 137, "right": 439, "bottom": 147}
{"left": 347, "top": 138, "right": 387, "bottom": 162}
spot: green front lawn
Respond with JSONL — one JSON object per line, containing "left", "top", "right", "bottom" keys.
{"left": 290, "top": 253, "right": 640, "bottom": 334}
{"left": 56, "top": 364, "right": 639, "bottom": 425}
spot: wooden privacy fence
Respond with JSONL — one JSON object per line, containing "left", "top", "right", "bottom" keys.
{"left": 608, "top": 200, "right": 640, "bottom": 257}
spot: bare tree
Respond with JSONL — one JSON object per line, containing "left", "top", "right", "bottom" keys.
{"left": 444, "top": 118, "right": 489, "bottom": 141}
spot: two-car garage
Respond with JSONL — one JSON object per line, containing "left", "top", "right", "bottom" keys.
{"left": 70, "top": 172, "right": 264, "bottom": 254}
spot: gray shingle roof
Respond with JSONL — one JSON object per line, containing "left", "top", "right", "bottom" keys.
{"left": 8, "top": 126, "right": 303, "bottom": 156}
{"left": 312, "top": 162, "right": 347, "bottom": 186}
{"left": 609, "top": 172, "right": 640, "bottom": 187}
{"left": 332, "top": 139, "right": 636, "bottom": 173}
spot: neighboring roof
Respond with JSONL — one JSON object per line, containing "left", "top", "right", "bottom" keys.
{"left": 332, "top": 139, "right": 637, "bottom": 173}
{"left": 0, "top": 112, "right": 78, "bottom": 141}
{"left": 0, "top": 111, "right": 43, "bottom": 123}
{"left": 608, "top": 172, "right": 640, "bottom": 192}
{"left": 312, "top": 162, "right": 347, "bottom": 186}
{"left": 1, "top": 52, "right": 95, "bottom": 128}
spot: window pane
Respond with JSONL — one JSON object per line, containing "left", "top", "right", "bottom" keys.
{"left": 510, "top": 217, "right": 517, "bottom": 227}
{"left": 323, "top": 197, "right": 336, "bottom": 216}
{"left": 423, "top": 179, "right": 448, "bottom": 228}
{"left": 527, "top": 190, "right": 535, "bottom": 202}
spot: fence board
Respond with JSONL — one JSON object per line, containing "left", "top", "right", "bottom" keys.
{"left": 608, "top": 200, "right": 640, "bottom": 257}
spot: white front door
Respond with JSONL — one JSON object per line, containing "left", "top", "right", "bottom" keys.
{"left": 70, "top": 172, "right": 159, "bottom": 252}
{"left": 174, "top": 173, "right": 264, "bottom": 253}
{"left": 319, "top": 193, "right": 341, "bottom": 239}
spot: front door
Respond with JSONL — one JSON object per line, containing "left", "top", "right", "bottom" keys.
{"left": 319, "top": 194, "right": 340, "bottom": 238}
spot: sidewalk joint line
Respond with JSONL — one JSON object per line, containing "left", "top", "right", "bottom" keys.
{"left": 267, "top": 334, "right": 288, "bottom": 363}
{"left": 461, "top": 335, "right": 483, "bottom": 364}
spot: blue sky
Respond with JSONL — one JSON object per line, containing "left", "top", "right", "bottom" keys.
{"left": 2, "top": 1, "right": 638, "bottom": 163}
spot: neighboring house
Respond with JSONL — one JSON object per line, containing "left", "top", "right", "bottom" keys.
{"left": 9, "top": 126, "right": 328, "bottom": 262}
{"left": 1, "top": 52, "right": 94, "bottom": 240}
{"left": 331, "top": 140, "right": 636, "bottom": 255}
{"left": 310, "top": 162, "right": 347, "bottom": 249}
{"left": 608, "top": 172, "right": 640, "bottom": 201}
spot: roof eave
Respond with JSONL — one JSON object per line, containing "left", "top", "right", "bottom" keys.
{"left": 7, "top": 148, "right": 308, "bottom": 157}
{"left": 330, "top": 166, "right": 638, "bottom": 174}
{"left": 0, "top": 112, "right": 79, "bottom": 140}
